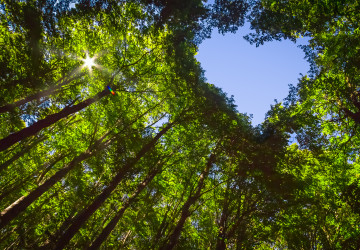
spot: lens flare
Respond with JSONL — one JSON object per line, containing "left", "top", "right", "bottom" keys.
{"left": 107, "top": 86, "right": 115, "bottom": 95}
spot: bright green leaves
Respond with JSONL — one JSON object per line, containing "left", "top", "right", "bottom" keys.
{"left": 3, "top": 0, "right": 360, "bottom": 249}
{"left": 249, "top": 1, "right": 360, "bottom": 246}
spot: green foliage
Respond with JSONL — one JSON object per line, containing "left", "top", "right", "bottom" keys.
{"left": 1, "top": 0, "right": 360, "bottom": 249}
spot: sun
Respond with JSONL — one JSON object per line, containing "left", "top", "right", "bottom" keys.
{"left": 81, "top": 53, "right": 97, "bottom": 70}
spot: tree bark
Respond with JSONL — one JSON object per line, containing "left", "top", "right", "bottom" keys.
{"left": 161, "top": 153, "right": 216, "bottom": 250}
{"left": 0, "top": 89, "right": 109, "bottom": 152}
{"left": 151, "top": 206, "right": 171, "bottom": 249}
{"left": 0, "top": 153, "right": 67, "bottom": 202}
{"left": 0, "top": 104, "right": 164, "bottom": 228}
{"left": 54, "top": 122, "right": 174, "bottom": 250}
{"left": 0, "top": 174, "right": 33, "bottom": 202}
{"left": 0, "top": 136, "right": 111, "bottom": 229}
{"left": 226, "top": 207, "right": 256, "bottom": 240}
{"left": 342, "top": 107, "right": 360, "bottom": 125}
{"left": 0, "top": 135, "right": 46, "bottom": 172}
{"left": 0, "top": 74, "right": 82, "bottom": 114}
{"left": 36, "top": 153, "right": 69, "bottom": 184}
{"left": 216, "top": 185, "right": 230, "bottom": 250}
{"left": 88, "top": 167, "right": 161, "bottom": 249}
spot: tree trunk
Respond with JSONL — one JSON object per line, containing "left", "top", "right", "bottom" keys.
{"left": 0, "top": 74, "right": 82, "bottom": 114}
{"left": 151, "top": 204, "right": 174, "bottom": 249}
{"left": 162, "top": 153, "right": 216, "bottom": 250}
{"left": 216, "top": 233, "right": 227, "bottom": 250}
{"left": 226, "top": 208, "right": 256, "bottom": 240}
{"left": 342, "top": 107, "right": 360, "bottom": 125}
{"left": 0, "top": 136, "right": 111, "bottom": 229}
{"left": 54, "top": 122, "right": 174, "bottom": 250}
{"left": 0, "top": 152, "right": 67, "bottom": 202}
{"left": 0, "top": 89, "right": 109, "bottom": 152}
{"left": 0, "top": 152, "right": 68, "bottom": 203}
{"left": 0, "top": 174, "right": 33, "bottom": 202}
{"left": 0, "top": 135, "right": 46, "bottom": 172}
{"left": 36, "top": 153, "right": 69, "bottom": 184}
{"left": 216, "top": 184, "right": 230, "bottom": 250}
{"left": 88, "top": 167, "right": 161, "bottom": 249}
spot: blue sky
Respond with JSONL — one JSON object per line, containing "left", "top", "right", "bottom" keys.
{"left": 196, "top": 23, "right": 309, "bottom": 125}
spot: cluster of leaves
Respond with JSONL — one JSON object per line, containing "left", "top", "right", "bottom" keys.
{"left": 248, "top": 0, "right": 360, "bottom": 248}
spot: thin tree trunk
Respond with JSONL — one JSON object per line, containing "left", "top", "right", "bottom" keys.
{"left": 0, "top": 74, "right": 82, "bottom": 114}
{"left": 0, "top": 225, "right": 17, "bottom": 245}
{"left": 121, "top": 230, "right": 132, "bottom": 246}
{"left": 0, "top": 152, "right": 68, "bottom": 203}
{"left": 0, "top": 181, "right": 26, "bottom": 203}
{"left": 36, "top": 153, "right": 69, "bottom": 184}
{"left": 216, "top": 184, "right": 230, "bottom": 250}
{"left": 0, "top": 152, "right": 66, "bottom": 203}
{"left": 226, "top": 207, "right": 256, "bottom": 240}
{"left": 0, "top": 135, "right": 47, "bottom": 172}
{"left": 0, "top": 103, "right": 164, "bottom": 226}
{"left": 88, "top": 166, "right": 161, "bottom": 249}
{"left": 0, "top": 88, "right": 109, "bottom": 152}
{"left": 151, "top": 187, "right": 189, "bottom": 250}
{"left": 53, "top": 122, "right": 174, "bottom": 250}
{"left": 151, "top": 205, "right": 172, "bottom": 249}
{"left": 3, "top": 189, "right": 62, "bottom": 249}
{"left": 0, "top": 173, "right": 35, "bottom": 202}
{"left": 162, "top": 153, "right": 216, "bottom": 250}
{"left": 39, "top": 209, "right": 78, "bottom": 248}
{"left": 0, "top": 134, "right": 112, "bottom": 229}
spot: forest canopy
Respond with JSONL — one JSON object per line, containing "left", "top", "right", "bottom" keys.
{"left": 0, "top": 0, "right": 360, "bottom": 249}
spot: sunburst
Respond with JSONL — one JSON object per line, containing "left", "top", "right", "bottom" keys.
{"left": 81, "top": 53, "right": 97, "bottom": 71}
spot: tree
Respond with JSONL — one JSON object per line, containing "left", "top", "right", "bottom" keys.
{"left": 88, "top": 157, "right": 165, "bottom": 249}
{"left": 5, "top": 0, "right": 360, "bottom": 249}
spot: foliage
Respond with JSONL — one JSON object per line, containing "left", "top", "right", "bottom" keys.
{"left": 1, "top": 0, "right": 360, "bottom": 249}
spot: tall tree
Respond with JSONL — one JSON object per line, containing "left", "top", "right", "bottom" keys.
{"left": 53, "top": 122, "right": 174, "bottom": 249}
{"left": 0, "top": 131, "right": 112, "bottom": 229}
{"left": 88, "top": 159, "right": 164, "bottom": 249}
{"left": 161, "top": 152, "right": 216, "bottom": 250}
